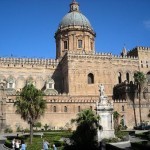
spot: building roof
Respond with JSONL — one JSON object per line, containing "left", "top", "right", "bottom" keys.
{"left": 58, "top": 1, "right": 93, "bottom": 30}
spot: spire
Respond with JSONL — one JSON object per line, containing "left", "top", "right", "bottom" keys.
{"left": 70, "top": 0, "right": 79, "bottom": 12}
{"left": 121, "top": 45, "right": 127, "bottom": 57}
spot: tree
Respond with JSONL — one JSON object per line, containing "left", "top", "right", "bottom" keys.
{"left": 129, "top": 82, "right": 137, "bottom": 127}
{"left": 33, "top": 122, "right": 42, "bottom": 131}
{"left": 134, "top": 71, "right": 146, "bottom": 124}
{"left": 14, "top": 84, "right": 46, "bottom": 144}
{"left": 65, "top": 109, "right": 101, "bottom": 150}
{"left": 113, "top": 111, "right": 120, "bottom": 132}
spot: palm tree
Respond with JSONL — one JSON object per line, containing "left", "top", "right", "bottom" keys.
{"left": 134, "top": 71, "right": 146, "bottom": 124}
{"left": 14, "top": 84, "right": 46, "bottom": 144}
{"left": 69, "top": 109, "right": 101, "bottom": 150}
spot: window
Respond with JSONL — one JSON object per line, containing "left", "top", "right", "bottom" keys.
{"left": 64, "top": 41, "right": 68, "bottom": 49}
{"left": 53, "top": 106, "right": 56, "bottom": 112}
{"left": 9, "top": 83, "right": 13, "bottom": 88}
{"left": 78, "top": 40, "right": 82, "bottom": 48}
{"left": 64, "top": 106, "right": 67, "bottom": 112}
{"left": 141, "top": 61, "right": 143, "bottom": 68}
{"left": 88, "top": 73, "right": 94, "bottom": 84}
{"left": 7, "top": 77, "right": 15, "bottom": 89}
{"left": 122, "top": 105, "right": 125, "bottom": 111}
{"left": 126, "top": 73, "right": 129, "bottom": 83}
{"left": 90, "top": 106, "right": 92, "bottom": 110}
{"left": 118, "top": 72, "right": 122, "bottom": 84}
{"left": 91, "top": 42, "right": 93, "bottom": 50}
{"left": 49, "top": 83, "right": 52, "bottom": 89}
{"left": 146, "top": 61, "right": 148, "bottom": 68}
{"left": 78, "top": 106, "right": 81, "bottom": 112}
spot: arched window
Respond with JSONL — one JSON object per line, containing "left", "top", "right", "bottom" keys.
{"left": 146, "top": 61, "right": 148, "bottom": 68}
{"left": 147, "top": 72, "right": 150, "bottom": 83}
{"left": 78, "top": 106, "right": 81, "bottom": 112}
{"left": 91, "top": 42, "right": 93, "bottom": 50}
{"left": 141, "top": 61, "right": 143, "bottom": 68}
{"left": 64, "top": 106, "right": 67, "bottom": 112}
{"left": 118, "top": 72, "right": 122, "bottom": 84}
{"left": 90, "top": 106, "right": 92, "bottom": 110}
{"left": 88, "top": 73, "right": 94, "bottom": 84}
{"left": 7, "top": 76, "right": 15, "bottom": 89}
{"left": 78, "top": 40, "right": 82, "bottom": 48}
{"left": 126, "top": 73, "right": 130, "bottom": 83}
{"left": 122, "top": 105, "right": 125, "bottom": 111}
{"left": 64, "top": 41, "right": 68, "bottom": 49}
{"left": 53, "top": 106, "right": 56, "bottom": 112}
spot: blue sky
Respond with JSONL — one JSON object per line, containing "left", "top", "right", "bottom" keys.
{"left": 0, "top": 0, "right": 150, "bottom": 59}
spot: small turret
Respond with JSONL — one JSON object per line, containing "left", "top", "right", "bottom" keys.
{"left": 121, "top": 46, "right": 127, "bottom": 57}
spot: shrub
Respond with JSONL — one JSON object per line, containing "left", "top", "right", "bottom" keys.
{"left": 16, "top": 126, "right": 22, "bottom": 132}
{"left": 4, "top": 127, "right": 13, "bottom": 133}
{"left": 115, "top": 131, "right": 128, "bottom": 140}
{"left": 4, "top": 140, "right": 12, "bottom": 148}
{"left": 24, "top": 128, "right": 30, "bottom": 133}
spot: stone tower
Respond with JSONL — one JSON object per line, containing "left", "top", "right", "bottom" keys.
{"left": 55, "top": 0, "right": 96, "bottom": 59}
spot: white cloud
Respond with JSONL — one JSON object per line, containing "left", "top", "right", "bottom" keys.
{"left": 143, "top": 20, "right": 150, "bottom": 30}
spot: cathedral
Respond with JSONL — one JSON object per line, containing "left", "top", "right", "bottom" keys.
{"left": 0, "top": 0, "right": 150, "bottom": 131}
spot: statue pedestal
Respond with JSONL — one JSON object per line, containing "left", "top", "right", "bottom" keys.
{"left": 96, "top": 86, "right": 115, "bottom": 142}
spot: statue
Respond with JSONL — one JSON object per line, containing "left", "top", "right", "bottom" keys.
{"left": 99, "top": 84, "right": 105, "bottom": 96}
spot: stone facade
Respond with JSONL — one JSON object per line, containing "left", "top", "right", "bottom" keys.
{"left": 0, "top": 1, "right": 150, "bottom": 131}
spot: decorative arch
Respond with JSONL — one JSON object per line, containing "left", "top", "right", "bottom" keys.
{"left": 7, "top": 75, "right": 15, "bottom": 89}
{"left": 26, "top": 76, "right": 35, "bottom": 86}
{"left": 118, "top": 72, "right": 122, "bottom": 84}
{"left": 35, "top": 76, "right": 44, "bottom": 90}
{"left": 78, "top": 106, "right": 81, "bottom": 112}
{"left": 126, "top": 72, "right": 130, "bottom": 83}
{"left": 16, "top": 76, "right": 26, "bottom": 90}
{"left": 64, "top": 106, "right": 68, "bottom": 112}
{"left": 146, "top": 71, "right": 150, "bottom": 83}
{"left": 53, "top": 106, "right": 56, "bottom": 112}
{"left": 88, "top": 73, "right": 94, "bottom": 84}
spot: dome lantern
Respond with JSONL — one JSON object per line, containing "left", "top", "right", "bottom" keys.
{"left": 70, "top": 0, "right": 79, "bottom": 12}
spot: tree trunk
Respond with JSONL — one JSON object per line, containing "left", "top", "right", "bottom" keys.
{"left": 30, "top": 122, "right": 33, "bottom": 144}
{"left": 133, "top": 100, "right": 137, "bottom": 127}
{"left": 139, "top": 85, "right": 142, "bottom": 124}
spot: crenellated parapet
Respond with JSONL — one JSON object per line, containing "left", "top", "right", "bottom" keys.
{"left": 112, "top": 55, "right": 138, "bottom": 60}
{"left": 127, "top": 46, "right": 150, "bottom": 58}
{"left": 0, "top": 57, "right": 59, "bottom": 67}
{"left": 6, "top": 94, "right": 99, "bottom": 103}
{"left": 66, "top": 50, "right": 138, "bottom": 61}
{"left": 137, "top": 46, "right": 150, "bottom": 51}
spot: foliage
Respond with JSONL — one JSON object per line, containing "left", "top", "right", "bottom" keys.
{"left": 14, "top": 84, "right": 46, "bottom": 144}
{"left": 4, "top": 127, "right": 13, "bottom": 133}
{"left": 134, "top": 71, "right": 146, "bottom": 124}
{"left": 134, "top": 71, "right": 146, "bottom": 85}
{"left": 102, "top": 138, "right": 119, "bottom": 143}
{"left": 115, "top": 131, "right": 128, "bottom": 140}
{"left": 43, "top": 123, "right": 49, "bottom": 131}
{"left": 16, "top": 125, "right": 22, "bottom": 132}
{"left": 4, "top": 140, "right": 12, "bottom": 148}
{"left": 24, "top": 128, "right": 30, "bottom": 133}
{"left": 33, "top": 122, "right": 42, "bottom": 131}
{"left": 65, "top": 109, "right": 101, "bottom": 150}
{"left": 113, "top": 111, "right": 120, "bottom": 132}
{"left": 5, "top": 131, "right": 71, "bottom": 150}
